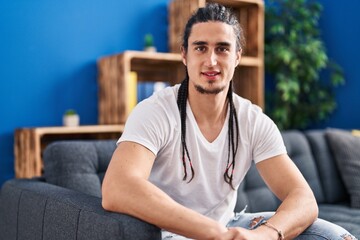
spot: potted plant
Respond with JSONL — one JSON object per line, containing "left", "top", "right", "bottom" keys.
{"left": 63, "top": 109, "right": 80, "bottom": 127}
{"left": 265, "top": 0, "right": 345, "bottom": 130}
{"left": 144, "top": 34, "right": 156, "bottom": 52}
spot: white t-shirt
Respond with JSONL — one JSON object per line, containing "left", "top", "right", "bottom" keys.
{"left": 118, "top": 84, "right": 287, "bottom": 239}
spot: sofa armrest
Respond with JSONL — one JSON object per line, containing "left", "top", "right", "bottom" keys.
{"left": 0, "top": 178, "right": 161, "bottom": 240}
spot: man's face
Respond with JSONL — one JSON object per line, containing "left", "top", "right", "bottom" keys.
{"left": 182, "top": 21, "right": 241, "bottom": 95}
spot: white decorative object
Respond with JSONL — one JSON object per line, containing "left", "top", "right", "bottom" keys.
{"left": 144, "top": 46, "right": 157, "bottom": 52}
{"left": 63, "top": 109, "right": 80, "bottom": 127}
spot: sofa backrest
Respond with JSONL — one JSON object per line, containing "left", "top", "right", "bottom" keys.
{"left": 283, "top": 130, "right": 326, "bottom": 202}
{"left": 304, "top": 130, "right": 348, "bottom": 203}
{"left": 42, "top": 130, "right": 349, "bottom": 211}
{"left": 43, "top": 140, "right": 117, "bottom": 198}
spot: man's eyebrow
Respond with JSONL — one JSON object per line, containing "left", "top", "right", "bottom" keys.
{"left": 191, "top": 41, "right": 232, "bottom": 47}
{"left": 192, "top": 41, "right": 207, "bottom": 45}
{"left": 217, "top": 42, "right": 231, "bottom": 47}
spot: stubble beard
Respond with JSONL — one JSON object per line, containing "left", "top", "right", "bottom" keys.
{"left": 194, "top": 82, "right": 226, "bottom": 95}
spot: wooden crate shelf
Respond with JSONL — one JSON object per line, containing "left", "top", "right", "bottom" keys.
{"left": 98, "top": 51, "right": 185, "bottom": 124}
{"left": 14, "top": 125, "right": 124, "bottom": 178}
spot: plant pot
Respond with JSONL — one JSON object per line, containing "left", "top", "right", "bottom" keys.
{"left": 63, "top": 114, "right": 80, "bottom": 127}
{"left": 144, "top": 46, "right": 157, "bottom": 52}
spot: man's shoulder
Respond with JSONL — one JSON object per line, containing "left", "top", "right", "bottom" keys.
{"left": 232, "top": 93, "right": 263, "bottom": 113}
{"left": 132, "top": 84, "right": 180, "bottom": 120}
{"left": 142, "top": 84, "right": 179, "bottom": 105}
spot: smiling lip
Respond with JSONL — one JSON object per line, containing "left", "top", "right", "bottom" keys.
{"left": 202, "top": 71, "right": 220, "bottom": 80}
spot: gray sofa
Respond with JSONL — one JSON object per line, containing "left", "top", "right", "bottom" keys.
{"left": 1, "top": 129, "right": 360, "bottom": 239}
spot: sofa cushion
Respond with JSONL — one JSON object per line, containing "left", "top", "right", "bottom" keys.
{"left": 305, "top": 130, "right": 348, "bottom": 204}
{"left": 43, "top": 140, "right": 117, "bottom": 197}
{"left": 319, "top": 204, "right": 360, "bottom": 237}
{"left": 326, "top": 129, "right": 360, "bottom": 208}
{"left": 282, "top": 130, "right": 325, "bottom": 203}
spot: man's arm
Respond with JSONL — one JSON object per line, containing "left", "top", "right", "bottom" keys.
{"left": 254, "top": 154, "right": 319, "bottom": 239}
{"left": 101, "top": 141, "right": 228, "bottom": 240}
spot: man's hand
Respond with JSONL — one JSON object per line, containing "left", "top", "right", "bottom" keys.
{"left": 217, "top": 226, "right": 278, "bottom": 240}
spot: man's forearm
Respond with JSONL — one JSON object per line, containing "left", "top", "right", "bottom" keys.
{"left": 258, "top": 187, "right": 318, "bottom": 239}
{"left": 102, "top": 176, "right": 227, "bottom": 240}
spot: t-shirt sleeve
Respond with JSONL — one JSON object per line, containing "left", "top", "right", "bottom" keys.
{"left": 117, "top": 99, "right": 169, "bottom": 156}
{"left": 250, "top": 110, "right": 287, "bottom": 163}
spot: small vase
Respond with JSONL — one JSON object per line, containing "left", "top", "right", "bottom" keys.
{"left": 63, "top": 114, "right": 80, "bottom": 127}
{"left": 144, "top": 46, "right": 157, "bottom": 52}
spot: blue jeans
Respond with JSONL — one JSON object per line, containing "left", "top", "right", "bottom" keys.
{"left": 162, "top": 209, "right": 358, "bottom": 240}
{"left": 227, "top": 209, "right": 358, "bottom": 240}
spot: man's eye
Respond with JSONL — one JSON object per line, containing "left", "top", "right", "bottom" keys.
{"left": 217, "top": 47, "right": 229, "bottom": 52}
{"left": 195, "top": 46, "right": 206, "bottom": 51}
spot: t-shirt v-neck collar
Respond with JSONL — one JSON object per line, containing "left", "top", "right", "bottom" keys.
{"left": 186, "top": 101, "right": 229, "bottom": 146}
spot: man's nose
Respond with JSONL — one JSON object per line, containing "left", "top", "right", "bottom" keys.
{"left": 205, "top": 50, "right": 217, "bottom": 66}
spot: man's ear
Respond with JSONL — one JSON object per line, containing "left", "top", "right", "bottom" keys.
{"left": 180, "top": 46, "right": 187, "bottom": 66}
{"left": 235, "top": 49, "right": 242, "bottom": 66}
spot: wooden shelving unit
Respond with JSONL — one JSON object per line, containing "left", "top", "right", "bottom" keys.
{"left": 14, "top": 125, "right": 124, "bottom": 178}
{"left": 98, "top": 51, "right": 185, "bottom": 124}
{"left": 97, "top": 0, "right": 264, "bottom": 124}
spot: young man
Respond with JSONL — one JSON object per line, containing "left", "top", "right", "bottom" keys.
{"left": 102, "top": 3, "right": 356, "bottom": 240}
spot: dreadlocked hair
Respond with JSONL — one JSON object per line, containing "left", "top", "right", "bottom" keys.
{"left": 177, "top": 78, "right": 240, "bottom": 189}
{"left": 224, "top": 82, "right": 239, "bottom": 189}
{"left": 177, "top": 77, "right": 194, "bottom": 182}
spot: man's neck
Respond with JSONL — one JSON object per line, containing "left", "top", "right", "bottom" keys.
{"left": 187, "top": 84, "right": 229, "bottom": 127}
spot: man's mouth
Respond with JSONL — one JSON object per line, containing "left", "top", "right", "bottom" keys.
{"left": 202, "top": 71, "right": 220, "bottom": 77}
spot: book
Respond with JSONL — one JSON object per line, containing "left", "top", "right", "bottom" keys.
{"left": 137, "top": 82, "right": 169, "bottom": 103}
{"left": 127, "top": 71, "right": 138, "bottom": 112}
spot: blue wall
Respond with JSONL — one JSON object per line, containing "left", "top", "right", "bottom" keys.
{"left": 0, "top": 0, "right": 359, "bottom": 186}
{"left": 315, "top": 1, "right": 360, "bottom": 129}
{"left": 0, "top": 0, "right": 170, "bottom": 185}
